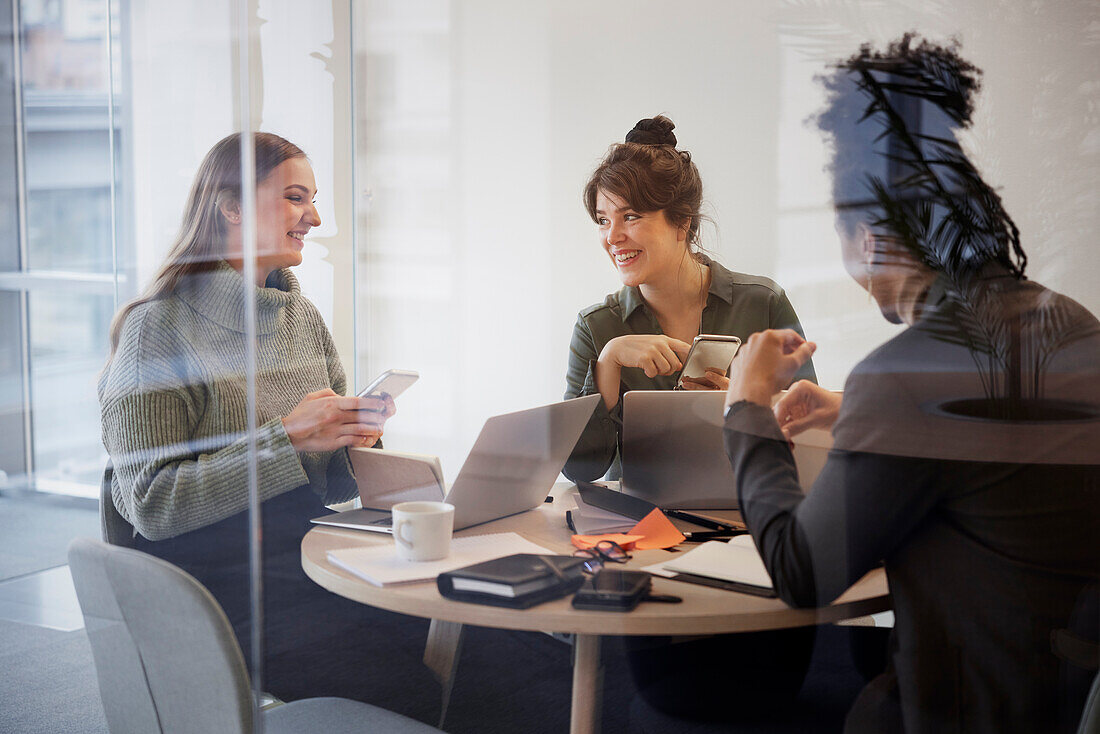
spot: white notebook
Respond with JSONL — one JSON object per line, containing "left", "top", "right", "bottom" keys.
{"left": 326, "top": 532, "right": 557, "bottom": 587}
{"left": 564, "top": 493, "right": 637, "bottom": 535}
{"left": 643, "top": 536, "right": 774, "bottom": 590}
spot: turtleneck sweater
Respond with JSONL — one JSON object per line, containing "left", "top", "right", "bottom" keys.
{"left": 99, "top": 260, "right": 357, "bottom": 541}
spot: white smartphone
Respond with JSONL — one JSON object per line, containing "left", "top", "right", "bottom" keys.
{"left": 677, "top": 334, "right": 742, "bottom": 387}
{"left": 357, "top": 369, "right": 419, "bottom": 401}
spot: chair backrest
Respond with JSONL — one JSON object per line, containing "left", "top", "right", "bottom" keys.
{"left": 68, "top": 537, "right": 254, "bottom": 734}
{"left": 1081, "top": 670, "right": 1100, "bottom": 734}
{"left": 100, "top": 461, "right": 137, "bottom": 548}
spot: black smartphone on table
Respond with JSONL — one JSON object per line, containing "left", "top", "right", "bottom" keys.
{"left": 572, "top": 570, "right": 652, "bottom": 611}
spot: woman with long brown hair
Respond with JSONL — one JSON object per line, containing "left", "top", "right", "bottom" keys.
{"left": 98, "top": 132, "right": 396, "bottom": 699}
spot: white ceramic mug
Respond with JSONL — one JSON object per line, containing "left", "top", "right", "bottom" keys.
{"left": 391, "top": 501, "right": 455, "bottom": 562}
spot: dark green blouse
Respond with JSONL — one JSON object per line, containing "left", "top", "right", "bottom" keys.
{"left": 563, "top": 256, "right": 816, "bottom": 481}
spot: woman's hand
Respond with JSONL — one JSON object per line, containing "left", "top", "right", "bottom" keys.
{"left": 281, "top": 389, "right": 396, "bottom": 452}
{"left": 599, "top": 335, "right": 692, "bottom": 378}
{"left": 725, "top": 329, "right": 816, "bottom": 409}
{"left": 680, "top": 367, "right": 730, "bottom": 391}
{"left": 773, "top": 380, "right": 842, "bottom": 439}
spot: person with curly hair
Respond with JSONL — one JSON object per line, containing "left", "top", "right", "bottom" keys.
{"left": 724, "top": 35, "right": 1100, "bottom": 733}
{"left": 564, "top": 115, "right": 815, "bottom": 483}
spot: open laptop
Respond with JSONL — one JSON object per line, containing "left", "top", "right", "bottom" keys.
{"left": 620, "top": 390, "right": 832, "bottom": 509}
{"left": 311, "top": 394, "right": 601, "bottom": 532}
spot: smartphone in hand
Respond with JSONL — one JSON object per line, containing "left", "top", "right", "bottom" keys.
{"left": 357, "top": 369, "right": 419, "bottom": 402}
{"left": 677, "top": 334, "right": 741, "bottom": 387}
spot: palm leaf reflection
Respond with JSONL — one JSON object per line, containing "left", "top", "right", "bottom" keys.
{"left": 841, "top": 38, "right": 1092, "bottom": 420}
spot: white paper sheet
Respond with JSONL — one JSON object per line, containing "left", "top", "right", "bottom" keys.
{"left": 642, "top": 536, "right": 774, "bottom": 589}
{"left": 326, "top": 532, "right": 557, "bottom": 586}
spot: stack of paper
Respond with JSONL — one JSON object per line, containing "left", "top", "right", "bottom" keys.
{"left": 564, "top": 493, "right": 637, "bottom": 535}
{"left": 643, "top": 535, "right": 774, "bottom": 590}
{"left": 327, "top": 532, "right": 556, "bottom": 587}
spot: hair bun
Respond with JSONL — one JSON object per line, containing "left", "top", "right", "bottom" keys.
{"left": 625, "top": 115, "right": 677, "bottom": 146}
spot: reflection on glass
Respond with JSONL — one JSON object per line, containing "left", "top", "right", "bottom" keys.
{"left": 3, "top": 0, "right": 119, "bottom": 496}
{"left": 99, "top": 133, "right": 398, "bottom": 701}
{"left": 26, "top": 187, "right": 112, "bottom": 272}
{"left": 28, "top": 290, "right": 111, "bottom": 492}
{"left": 725, "top": 35, "right": 1100, "bottom": 733}
{"left": 21, "top": 0, "right": 116, "bottom": 274}
{"left": 20, "top": 0, "right": 109, "bottom": 93}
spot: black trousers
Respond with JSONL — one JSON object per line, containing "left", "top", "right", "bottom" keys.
{"left": 131, "top": 486, "right": 435, "bottom": 704}
{"left": 623, "top": 627, "right": 817, "bottom": 721}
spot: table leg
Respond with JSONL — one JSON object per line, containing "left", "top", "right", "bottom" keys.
{"left": 423, "top": 619, "right": 465, "bottom": 728}
{"left": 570, "top": 634, "right": 603, "bottom": 734}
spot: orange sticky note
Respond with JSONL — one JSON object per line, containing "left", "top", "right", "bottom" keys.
{"left": 571, "top": 533, "right": 644, "bottom": 551}
{"left": 629, "top": 509, "right": 686, "bottom": 550}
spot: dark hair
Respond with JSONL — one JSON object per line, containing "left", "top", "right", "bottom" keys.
{"left": 106, "top": 132, "right": 307, "bottom": 357}
{"left": 815, "top": 34, "right": 1026, "bottom": 280}
{"left": 583, "top": 115, "right": 704, "bottom": 249}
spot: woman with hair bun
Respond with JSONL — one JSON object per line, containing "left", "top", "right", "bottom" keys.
{"left": 564, "top": 114, "right": 815, "bottom": 482}
{"left": 562, "top": 116, "right": 818, "bottom": 719}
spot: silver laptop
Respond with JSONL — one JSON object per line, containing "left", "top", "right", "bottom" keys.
{"left": 621, "top": 390, "right": 832, "bottom": 509}
{"left": 311, "top": 394, "right": 601, "bottom": 532}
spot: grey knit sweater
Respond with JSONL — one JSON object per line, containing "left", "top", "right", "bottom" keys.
{"left": 99, "top": 261, "right": 357, "bottom": 541}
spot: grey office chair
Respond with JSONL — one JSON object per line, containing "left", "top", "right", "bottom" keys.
{"left": 68, "top": 537, "right": 442, "bottom": 734}
{"left": 1080, "top": 671, "right": 1100, "bottom": 734}
{"left": 99, "top": 461, "right": 136, "bottom": 548}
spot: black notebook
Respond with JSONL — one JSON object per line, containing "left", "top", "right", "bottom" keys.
{"left": 437, "top": 554, "right": 586, "bottom": 609}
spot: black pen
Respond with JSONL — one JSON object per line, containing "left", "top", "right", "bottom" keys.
{"left": 682, "top": 529, "right": 747, "bottom": 541}
{"left": 666, "top": 509, "right": 740, "bottom": 532}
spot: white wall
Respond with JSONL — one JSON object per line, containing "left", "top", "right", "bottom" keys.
{"left": 358, "top": 0, "right": 1099, "bottom": 477}
{"left": 127, "top": 0, "right": 235, "bottom": 293}
{"left": 127, "top": 0, "right": 354, "bottom": 381}
{"left": 121, "top": 0, "right": 1100, "bottom": 481}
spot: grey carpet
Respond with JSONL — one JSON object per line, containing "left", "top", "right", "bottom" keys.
{"left": 0, "top": 618, "right": 109, "bottom": 734}
{"left": 0, "top": 493, "right": 870, "bottom": 733}
{"left": 0, "top": 495, "right": 100, "bottom": 581}
{"left": 0, "top": 613, "right": 870, "bottom": 733}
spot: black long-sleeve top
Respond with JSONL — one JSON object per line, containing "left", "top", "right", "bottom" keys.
{"left": 723, "top": 277, "right": 1100, "bottom": 734}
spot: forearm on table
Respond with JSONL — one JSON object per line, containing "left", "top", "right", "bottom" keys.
{"left": 562, "top": 398, "right": 620, "bottom": 482}
{"left": 106, "top": 414, "right": 308, "bottom": 540}
{"left": 564, "top": 338, "right": 621, "bottom": 481}
{"left": 723, "top": 401, "right": 820, "bottom": 606}
{"left": 323, "top": 447, "right": 359, "bottom": 505}
{"left": 726, "top": 400, "right": 946, "bottom": 606}
{"left": 594, "top": 356, "right": 623, "bottom": 411}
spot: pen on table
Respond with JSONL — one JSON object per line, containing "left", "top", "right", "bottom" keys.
{"left": 682, "top": 529, "right": 747, "bottom": 541}
{"left": 665, "top": 509, "right": 740, "bottom": 531}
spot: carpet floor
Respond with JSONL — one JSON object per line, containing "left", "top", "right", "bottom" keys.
{"left": 0, "top": 493, "right": 873, "bottom": 732}
{"left": 1, "top": 612, "right": 873, "bottom": 733}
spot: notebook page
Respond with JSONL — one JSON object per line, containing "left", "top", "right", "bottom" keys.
{"left": 326, "top": 532, "right": 556, "bottom": 586}
{"left": 643, "top": 536, "right": 774, "bottom": 589}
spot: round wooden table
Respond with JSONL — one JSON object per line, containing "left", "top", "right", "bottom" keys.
{"left": 302, "top": 485, "right": 890, "bottom": 734}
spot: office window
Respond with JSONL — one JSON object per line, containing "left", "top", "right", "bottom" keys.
{"left": 0, "top": 0, "right": 121, "bottom": 496}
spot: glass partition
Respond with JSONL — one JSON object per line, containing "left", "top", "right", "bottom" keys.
{"left": 352, "top": 0, "right": 1099, "bottom": 468}
{"left": 0, "top": 2, "right": 1096, "bottom": 733}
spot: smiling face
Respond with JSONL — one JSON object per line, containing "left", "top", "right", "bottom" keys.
{"left": 254, "top": 157, "right": 319, "bottom": 274}
{"left": 223, "top": 156, "right": 320, "bottom": 282}
{"left": 595, "top": 189, "right": 689, "bottom": 288}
